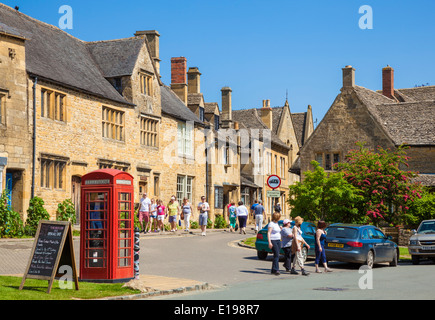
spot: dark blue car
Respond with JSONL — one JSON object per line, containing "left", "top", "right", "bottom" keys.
{"left": 325, "top": 224, "right": 399, "bottom": 268}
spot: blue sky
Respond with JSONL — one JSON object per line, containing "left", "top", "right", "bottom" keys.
{"left": 3, "top": 0, "right": 434, "bottom": 123}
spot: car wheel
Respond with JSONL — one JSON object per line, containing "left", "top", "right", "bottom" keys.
{"left": 257, "top": 251, "right": 268, "bottom": 260}
{"left": 301, "top": 247, "right": 308, "bottom": 263}
{"left": 389, "top": 249, "right": 398, "bottom": 267}
{"left": 365, "top": 250, "right": 374, "bottom": 269}
{"left": 411, "top": 255, "right": 420, "bottom": 265}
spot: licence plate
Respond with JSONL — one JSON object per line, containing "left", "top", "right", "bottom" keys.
{"left": 328, "top": 243, "right": 344, "bottom": 248}
{"left": 421, "top": 246, "right": 435, "bottom": 251}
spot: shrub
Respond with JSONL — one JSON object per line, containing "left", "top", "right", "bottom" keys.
{"left": 214, "top": 214, "right": 228, "bottom": 229}
{"left": 56, "top": 199, "right": 76, "bottom": 224}
{"left": 25, "top": 197, "right": 50, "bottom": 236}
{"left": 189, "top": 220, "right": 199, "bottom": 229}
{"left": 0, "top": 190, "right": 24, "bottom": 238}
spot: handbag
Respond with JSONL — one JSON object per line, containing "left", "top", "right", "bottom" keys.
{"left": 180, "top": 212, "right": 184, "bottom": 220}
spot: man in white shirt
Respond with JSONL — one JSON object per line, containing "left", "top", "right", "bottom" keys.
{"left": 139, "top": 193, "right": 151, "bottom": 233}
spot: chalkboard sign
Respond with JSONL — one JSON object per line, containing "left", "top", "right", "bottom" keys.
{"left": 19, "top": 220, "right": 78, "bottom": 294}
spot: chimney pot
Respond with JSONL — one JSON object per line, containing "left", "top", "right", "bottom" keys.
{"left": 187, "top": 67, "right": 201, "bottom": 94}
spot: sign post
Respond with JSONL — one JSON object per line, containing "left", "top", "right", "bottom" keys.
{"left": 19, "top": 220, "right": 79, "bottom": 294}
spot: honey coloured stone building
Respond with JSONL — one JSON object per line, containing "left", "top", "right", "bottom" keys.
{"left": 0, "top": 3, "right": 207, "bottom": 221}
{"left": 298, "top": 65, "right": 435, "bottom": 187}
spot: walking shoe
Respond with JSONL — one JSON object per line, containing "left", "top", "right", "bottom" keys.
{"left": 290, "top": 268, "right": 299, "bottom": 275}
{"left": 301, "top": 269, "right": 310, "bottom": 276}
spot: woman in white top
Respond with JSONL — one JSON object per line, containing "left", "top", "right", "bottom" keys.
{"left": 268, "top": 212, "right": 282, "bottom": 275}
{"left": 236, "top": 201, "right": 249, "bottom": 234}
{"left": 291, "top": 216, "right": 310, "bottom": 276}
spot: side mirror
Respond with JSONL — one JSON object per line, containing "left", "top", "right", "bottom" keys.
{"left": 387, "top": 235, "right": 392, "bottom": 240}
{"left": 412, "top": 229, "right": 417, "bottom": 235}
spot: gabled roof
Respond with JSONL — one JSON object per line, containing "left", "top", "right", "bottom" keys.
{"left": 86, "top": 37, "right": 145, "bottom": 78}
{"left": 354, "top": 86, "right": 435, "bottom": 146}
{"left": 232, "top": 108, "right": 289, "bottom": 150}
{"left": 160, "top": 85, "right": 204, "bottom": 125}
{"left": 291, "top": 112, "right": 308, "bottom": 147}
{"left": 0, "top": 3, "right": 131, "bottom": 105}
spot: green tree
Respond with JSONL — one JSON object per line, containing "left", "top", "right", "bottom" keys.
{"left": 404, "top": 188, "right": 435, "bottom": 227}
{"left": 335, "top": 142, "right": 422, "bottom": 226}
{"left": 287, "top": 161, "right": 363, "bottom": 223}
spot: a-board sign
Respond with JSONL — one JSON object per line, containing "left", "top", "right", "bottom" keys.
{"left": 19, "top": 220, "right": 79, "bottom": 294}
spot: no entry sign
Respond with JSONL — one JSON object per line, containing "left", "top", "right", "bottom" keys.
{"left": 267, "top": 175, "right": 281, "bottom": 190}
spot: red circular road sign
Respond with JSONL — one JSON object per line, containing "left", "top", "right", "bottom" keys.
{"left": 267, "top": 175, "right": 281, "bottom": 190}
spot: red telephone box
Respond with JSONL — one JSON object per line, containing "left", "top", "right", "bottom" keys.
{"left": 79, "top": 169, "right": 134, "bottom": 282}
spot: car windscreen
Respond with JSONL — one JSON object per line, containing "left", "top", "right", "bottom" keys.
{"left": 418, "top": 221, "right": 435, "bottom": 234}
{"left": 326, "top": 227, "right": 359, "bottom": 239}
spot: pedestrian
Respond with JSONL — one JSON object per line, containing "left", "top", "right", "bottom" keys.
{"left": 250, "top": 200, "right": 258, "bottom": 223}
{"left": 281, "top": 218, "right": 294, "bottom": 272}
{"left": 315, "top": 220, "right": 333, "bottom": 273}
{"left": 228, "top": 202, "right": 237, "bottom": 232}
{"left": 182, "top": 197, "right": 193, "bottom": 232}
{"left": 156, "top": 199, "right": 166, "bottom": 232}
{"left": 236, "top": 201, "right": 249, "bottom": 234}
{"left": 149, "top": 198, "right": 157, "bottom": 232}
{"left": 253, "top": 200, "right": 266, "bottom": 233}
{"left": 166, "top": 195, "right": 180, "bottom": 232}
{"left": 197, "top": 196, "right": 210, "bottom": 236}
{"left": 268, "top": 211, "right": 282, "bottom": 275}
{"left": 138, "top": 193, "right": 151, "bottom": 233}
{"left": 274, "top": 201, "right": 282, "bottom": 214}
{"left": 291, "top": 216, "right": 310, "bottom": 276}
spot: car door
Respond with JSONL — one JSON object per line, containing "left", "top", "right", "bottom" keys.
{"left": 367, "top": 228, "right": 385, "bottom": 262}
{"left": 374, "top": 228, "right": 394, "bottom": 262}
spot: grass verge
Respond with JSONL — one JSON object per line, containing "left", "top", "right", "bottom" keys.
{"left": 0, "top": 276, "right": 141, "bottom": 300}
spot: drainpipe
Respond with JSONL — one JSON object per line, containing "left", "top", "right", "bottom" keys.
{"left": 31, "top": 77, "right": 37, "bottom": 199}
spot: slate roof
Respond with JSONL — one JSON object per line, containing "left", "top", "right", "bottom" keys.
{"left": 291, "top": 112, "right": 308, "bottom": 147}
{"left": 86, "top": 38, "right": 145, "bottom": 78}
{"left": 354, "top": 85, "right": 435, "bottom": 146}
{"left": 160, "top": 85, "right": 204, "bottom": 125}
{"left": 0, "top": 3, "right": 131, "bottom": 105}
{"left": 232, "top": 108, "right": 289, "bottom": 150}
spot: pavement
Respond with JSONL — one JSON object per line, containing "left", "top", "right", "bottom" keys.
{"left": 0, "top": 225, "right": 254, "bottom": 300}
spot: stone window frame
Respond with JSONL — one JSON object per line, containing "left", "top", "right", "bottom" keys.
{"left": 177, "top": 175, "right": 193, "bottom": 202}
{"left": 177, "top": 121, "right": 194, "bottom": 157}
{"left": 214, "top": 186, "right": 224, "bottom": 209}
{"left": 140, "top": 114, "right": 159, "bottom": 148}
{"left": 41, "top": 87, "right": 67, "bottom": 122}
{"left": 40, "top": 155, "right": 68, "bottom": 190}
{"left": 0, "top": 92, "right": 6, "bottom": 126}
{"left": 315, "top": 152, "right": 341, "bottom": 171}
{"left": 102, "top": 106, "right": 125, "bottom": 142}
{"left": 139, "top": 71, "right": 153, "bottom": 96}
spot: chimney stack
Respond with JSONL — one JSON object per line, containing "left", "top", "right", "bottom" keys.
{"left": 170, "top": 57, "right": 188, "bottom": 104}
{"left": 260, "top": 99, "right": 273, "bottom": 130}
{"left": 342, "top": 65, "right": 355, "bottom": 88}
{"left": 221, "top": 87, "right": 233, "bottom": 128}
{"left": 382, "top": 65, "right": 394, "bottom": 99}
{"left": 135, "top": 30, "right": 161, "bottom": 74}
{"left": 187, "top": 67, "right": 201, "bottom": 94}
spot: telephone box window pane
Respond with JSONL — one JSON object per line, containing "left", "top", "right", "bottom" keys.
{"left": 119, "top": 211, "right": 130, "bottom": 220}
{"left": 119, "top": 202, "right": 130, "bottom": 211}
{"left": 118, "top": 258, "right": 130, "bottom": 267}
{"left": 119, "top": 193, "right": 130, "bottom": 201}
{"left": 119, "top": 220, "right": 131, "bottom": 229}
{"left": 119, "top": 239, "right": 130, "bottom": 248}
{"left": 119, "top": 230, "right": 130, "bottom": 239}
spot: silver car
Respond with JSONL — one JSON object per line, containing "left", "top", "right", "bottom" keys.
{"left": 408, "top": 219, "right": 435, "bottom": 265}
